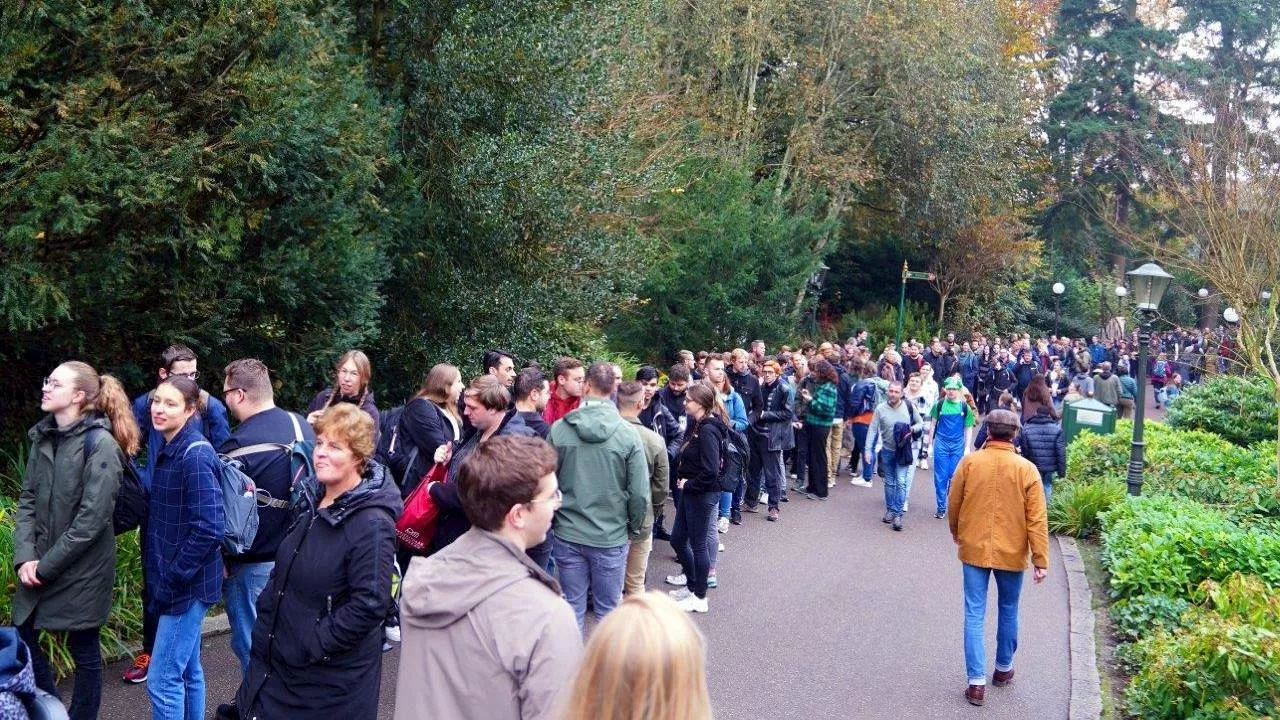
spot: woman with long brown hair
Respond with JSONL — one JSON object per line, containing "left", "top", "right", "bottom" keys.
{"left": 561, "top": 592, "right": 712, "bottom": 720}
{"left": 664, "top": 384, "right": 729, "bottom": 613}
{"left": 392, "top": 363, "right": 463, "bottom": 496}
{"left": 307, "top": 350, "right": 380, "bottom": 433}
{"left": 13, "top": 361, "right": 139, "bottom": 720}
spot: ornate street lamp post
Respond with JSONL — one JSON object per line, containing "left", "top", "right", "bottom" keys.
{"left": 1052, "top": 282, "right": 1065, "bottom": 336}
{"left": 1123, "top": 262, "right": 1174, "bottom": 496}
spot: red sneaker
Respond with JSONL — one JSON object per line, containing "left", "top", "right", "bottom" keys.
{"left": 122, "top": 653, "right": 150, "bottom": 684}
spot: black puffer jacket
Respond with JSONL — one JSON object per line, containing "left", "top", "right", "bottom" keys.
{"left": 237, "top": 462, "right": 403, "bottom": 720}
{"left": 674, "top": 415, "right": 727, "bottom": 495}
{"left": 1019, "top": 410, "right": 1067, "bottom": 479}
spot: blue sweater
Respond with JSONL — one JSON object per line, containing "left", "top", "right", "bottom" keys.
{"left": 145, "top": 419, "right": 225, "bottom": 616}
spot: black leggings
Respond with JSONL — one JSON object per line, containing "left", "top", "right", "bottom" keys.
{"left": 670, "top": 490, "right": 718, "bottom": 598}
{"left": 18, "top": 618, "right": 102, "bottom": 720}
{"left": 805, "top": 422, "right": 830, "bottom": 497}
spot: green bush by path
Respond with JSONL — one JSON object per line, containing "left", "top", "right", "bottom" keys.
{"left": 1100, "top": 496, "right": 1280, "bottom": 605}
{"left": 1165, "top": 375, "right": 1277, "bottom": 447}
{"left": 1051, "top": 421, "right": 1280, "bottom": 539}
{"left": 1124, "top": 574, "right": 1280, "bottom": 720}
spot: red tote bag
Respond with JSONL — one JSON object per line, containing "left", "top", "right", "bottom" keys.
{"left": 396, "top": 462, "right": 447, "bottom": 552}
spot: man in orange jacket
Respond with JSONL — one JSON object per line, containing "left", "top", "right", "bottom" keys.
{"left": 947, "top": 409, "right": 1049, "bottom": 707}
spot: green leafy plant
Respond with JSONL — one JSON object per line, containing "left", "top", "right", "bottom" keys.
{"left": 1109, "top": 593, "right": 1192, "bottom": 642}
{"left": 1066, "top": 420, "right": 1280, "bottom": 516}
{"left": 1100, "top": 496, "right": 1280, "bottom": 605}
{"left": 1165, "top": 375, "right": 1277, "bottom": 447}
{"left": 1124, "top": 574, "right": 1280, "bottom": 720}
{"left": 1048, "top": 478, "right": 1127, "bottom": 538}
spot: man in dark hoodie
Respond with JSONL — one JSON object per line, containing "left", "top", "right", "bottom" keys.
{"left": 548, "top": 362, "right": 650, "bottom": 630}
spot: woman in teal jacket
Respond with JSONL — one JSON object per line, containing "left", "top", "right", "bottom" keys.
{"left": 801, "top": 360, "right": 840, "bottom": 499}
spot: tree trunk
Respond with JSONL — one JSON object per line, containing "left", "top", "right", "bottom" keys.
{"left": 937, "top": 292, "right": 949, "bottom": 329}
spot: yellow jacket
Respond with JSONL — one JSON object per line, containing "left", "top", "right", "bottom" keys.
{"left": 947, "top": 440, "right": 1050, "bottom": 572}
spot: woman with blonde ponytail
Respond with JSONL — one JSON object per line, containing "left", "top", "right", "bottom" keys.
{"left": 13, "top": 360, "right": 140, "bottom": 720}
{"left": 561, "top": 592, "right": 713, "bottom": 720}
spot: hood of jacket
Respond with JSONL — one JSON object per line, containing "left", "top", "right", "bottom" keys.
{"left": 314, "top": 461, "right": 404, "bottom": 527}
{"left": 1025, "top": 410, "right": 1057, "bottom": 425}
{"left": 28, "top": 411, "right": 111, "bottom": 445}
{"left": 401, "top": 528, "right": 559, "bottom": 629}
{"left": 560, "top": 397, "right": 627, "bottom": 443}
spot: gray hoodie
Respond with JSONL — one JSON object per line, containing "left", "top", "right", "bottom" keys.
{"left": 394, "top": 528, "right": 583, "bottom": 720}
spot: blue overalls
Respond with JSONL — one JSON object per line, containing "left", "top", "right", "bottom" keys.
{"left": 932, "top": 403, "right": 968, "bottom": 515}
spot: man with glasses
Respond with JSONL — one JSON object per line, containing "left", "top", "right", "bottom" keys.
{"left": 213, "top": 359, "right": 316, "bottom": 720}
{"left": 123, "top": 343, "right": 231, "bottom": 684}
{"left": 742, "top": 360, "right": 794, "bottom": 522}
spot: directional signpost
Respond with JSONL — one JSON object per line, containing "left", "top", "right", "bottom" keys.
{"left": 896, "top": 262, "right": 936, "bottom": 347}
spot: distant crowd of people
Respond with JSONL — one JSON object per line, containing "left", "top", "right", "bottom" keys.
{"left": 7, "top": 323, "right": 1215, "bottom": 717}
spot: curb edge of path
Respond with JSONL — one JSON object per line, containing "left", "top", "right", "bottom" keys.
{"left": 1058, "top": 535, "right": 1103, "bottom": 720}
{"left": 201, "top": 612, "right": 230, "bottom": 638}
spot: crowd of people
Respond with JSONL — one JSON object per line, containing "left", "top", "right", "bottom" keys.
{"left": 6, "top": 323, "right": 1214, "bottom": 718}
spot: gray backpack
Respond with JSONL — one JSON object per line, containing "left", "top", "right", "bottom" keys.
{"left": 186, "top": 441, "right": 260, "bottom": 556}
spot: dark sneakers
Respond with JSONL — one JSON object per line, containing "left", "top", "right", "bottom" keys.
{"left": 966, "top": 684, "right": 985, "bottom": 706}
{"left": 892, "top": 514, "right": 903, "bottom": 531}
{"left": 767, "top": 508, "right": 779, "bottom": 521}
{"left": 992, "top": 668, "right": 1015, "bottom": 686}
{"left": 742, "top": 503, "right": 760, "bottom": 514}
{"left": 882, "top": 510, "right": 894, "bottom": 524}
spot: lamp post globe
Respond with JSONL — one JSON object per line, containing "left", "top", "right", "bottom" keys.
{"left": 1051, "top": 282, "right": 1065, "bottom": 335}
{"left": 1115, "top": 285, "right": 1128, "bottom": 298}
{"left": 1198, "top": 288, "right": 1209, "bottom": 299}
{"left": 1224, "top": 307, "right": 1240, "bottom": 324}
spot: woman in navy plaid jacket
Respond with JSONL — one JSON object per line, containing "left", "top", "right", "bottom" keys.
{"left": 145, "top": 375, "right": 225, "bottom": 720}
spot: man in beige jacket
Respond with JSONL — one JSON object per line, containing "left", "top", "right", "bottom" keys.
{"left": 395, "top": 435, "right": 582, "bottom": 720}
{"left": 947, "top": 409, "right": 1050, "bottom": 708}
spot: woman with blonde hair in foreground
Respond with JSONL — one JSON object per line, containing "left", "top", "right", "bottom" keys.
{"left": 562, "top": 592, "right": 712, "bottom": 720}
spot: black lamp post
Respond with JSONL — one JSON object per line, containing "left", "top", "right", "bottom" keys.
{"left": 1123, "top": 262, "right": 1174, "bottom": 496}
{"left": 1052, "top": 282, "right": 1065, "bottom": 336}
{"left": 808, "top": 262, "right": 830, "bottom": 336}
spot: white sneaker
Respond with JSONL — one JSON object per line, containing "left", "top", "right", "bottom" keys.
{"left": 668, "top": 587, "right": 693, "bottom": 600}
{"left": 920, "top": 459, "right": 929, "bottom": 470}
{"left": 676, "top": 594, "right": 709, "bottom": 613}
{"left": 851, "top": 478, "right": 873, "bottom": 488}
{"left": 384, "top": 625, "right": 401, "bottom": 644}
{"left": 904, "top": 500, "right": 910, "bottom": 512}
{"left": 665, "top": 573, "right": 688, "bottom": 586}
{"left": 717, "top": 517, "right": 730, "bottom": 534}
{"left": 718, "top": 542, "right": 724, "bottom": 552}
{"left": 759, "top": 491, "right": 769, "bottom": 505}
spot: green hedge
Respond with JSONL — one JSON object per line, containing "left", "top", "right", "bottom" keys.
{"left": 1050, "top": 420, "right": 1280, "bottom": 538}
{"left": 1165, "top": 375, "right": 1277, "bottom": 447}
{"left": 0, "top": 497, "right": 145, "bottom": 678}
{"left": 1123, "top": 574, "right": 1280, "bottom": 719}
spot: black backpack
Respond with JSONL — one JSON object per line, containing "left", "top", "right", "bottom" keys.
{"left": 83, "top": 429, "right": 148, "bottom": 536}
{"left": 374, "top": 403, "right": 406, "bottom": 468}
{"left": 717, "top": 426, "right": 750, "bottom": 492}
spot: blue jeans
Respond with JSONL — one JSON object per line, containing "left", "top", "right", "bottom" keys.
{"left": 1041, "top": 470, "right": 1054, "bottom": 509}
{"left": 148, "top": 600, "right": 212, "bottom": 720}
{"left": 719, "top": 490, "right": 732, "bottom": 519}
{"left": 527, "top": 538, "right": 555, "bottom": 575}
{"left": 224, "top": 561, "right": 274, "bottom": 678}
{"left": 878, "top": 449, "right": 911, "bottom": 514}
{"left": 933, "top": 448, "right": 964, "bottom": 515}
{"left": 551, "top": 535, "right": 628, "bottom": 630}
{"left": 963, "top": 564, "right": 1024, "bottom": 684}
{"left": 671, "top": 490, "right": 719, "bottom": 598}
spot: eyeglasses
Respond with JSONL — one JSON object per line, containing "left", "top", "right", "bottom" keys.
{"left": 42, "top": 377, "right": 64, "bottom": 390}
{"left": 170, "top": 371, "right": 200, "bottom": 381}
{"left": 222, "top": 387, "right": 245, "bottom": 399}
{"left": 528, "top": 488, "right": 562, "bottom": 507}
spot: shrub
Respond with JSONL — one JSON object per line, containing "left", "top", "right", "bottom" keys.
{"left": 1165, "top": 375, "right": 1277, "bottom": 447}
{"left": 1066, "top": 421, "right": 1280, "bottom": 517}
{"left": 1048, "top": 479, "right": 1126, "bottom": 538}
{"left": 1100, "top": 496, "right": 1280, "bottom": 604}
{"left": 1124, "top": 574, "right": 1280, "bottom": 720}
{"left": 1109, "top": 593, "right": 1192, "bottom": 643}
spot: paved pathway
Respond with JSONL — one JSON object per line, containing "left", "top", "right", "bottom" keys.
{"left": 85, "top": 457, "right": 1071, "bottom": 719}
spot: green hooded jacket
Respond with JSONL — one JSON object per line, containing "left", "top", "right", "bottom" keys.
{"left": 548, "top": 398, "right": 650, "bottom": 548}
{"left": 13, "top": 413, "right": 122, "bottom": 631}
